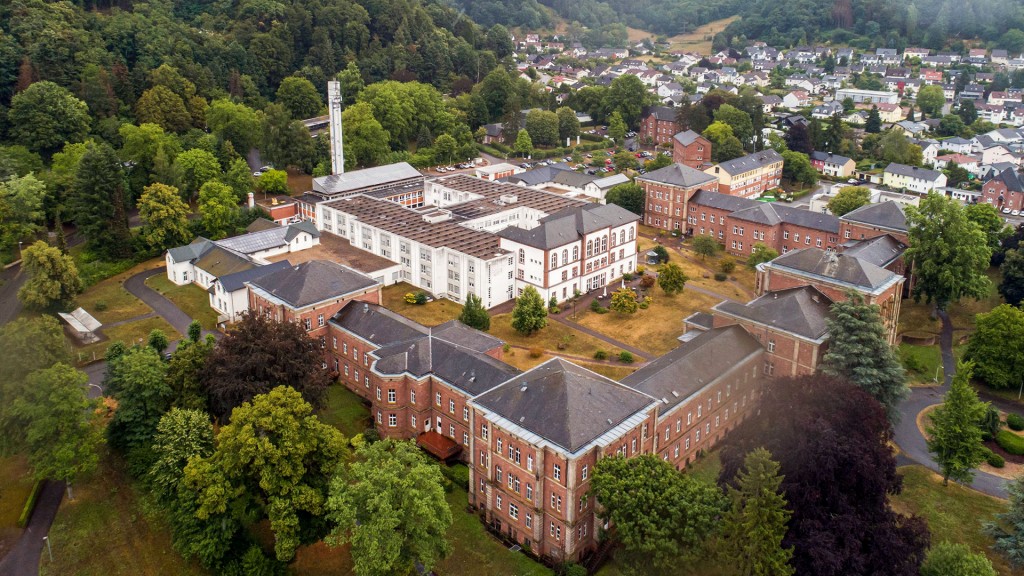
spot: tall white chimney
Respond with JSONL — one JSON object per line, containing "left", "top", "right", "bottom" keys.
{"left": 247, "top": 192, "right": 255, "bottom": 208}
{"left": 327, "top": 80, "right": 345, "bottom": 174}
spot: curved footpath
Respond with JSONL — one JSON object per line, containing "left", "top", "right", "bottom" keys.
{"left": 892, "top": 310, "right": 1010, "bottom": 499}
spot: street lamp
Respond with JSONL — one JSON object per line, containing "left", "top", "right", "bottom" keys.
{"left": 934, "top": 364, "right": 941, "bottom": 384}
{"left": 18, "top": 240, "right": 23, "bottom": 259}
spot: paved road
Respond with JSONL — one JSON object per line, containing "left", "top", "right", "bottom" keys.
{"left": 0, "top": 481, "right": 65, "bottom": 576}
{"left": 0, "top": 263, "right": 26, "bottom": 325}
{"left": 892, "top": 310, "right": 1010, "bottom": 499}
{"left": 123, "top": 266, "right": 197, "bottom": 336}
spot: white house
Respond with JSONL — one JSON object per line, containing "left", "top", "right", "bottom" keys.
{"left": 882, "top": 163, "right": 948, "bottom": 193}
{"left": 208, "top": 260, "right": 293, "bottom": 322}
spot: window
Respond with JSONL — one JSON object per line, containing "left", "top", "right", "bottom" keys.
{"left": 665, "top": 428, "right": 670, "bottom": 441}
{"left": 573, "top": 246, "right": 579, "bottom": 260}
{"left": 550, "top": 523, "right": 555, "bottom": 537}
{"left": 687, "top": 412, "right": 692, "bottom": 425}
{"left": 376, "top": 387, "right": 381, "bottom": 401}
{"left": 783, "top": 231, "right": 789, "bottom": 240}
{"left": 697, "top": 404, "right": 702, "bottom": 418}
{"left": 553, "top": 464, "right": 561, "bottom": 481}
{"left": 768, "top": 339, "right": 776, "bottom": 352}
{"left": 410, "top": 390, "right": 416, "bottom": 403}
{"left": 481, "top": 424, "right": 489, "bottom": 440}
{"left": 376, "top": 412, "right": 382, "bottom": 424}
{"left": 388, "top": 414, "right": 397, "bottom": 427}
{"left": 332, "top": 336, "right": 337, "bottom": 349}
{"left": 582, "top": 465, "right": 588, "bottom": 480}
{"left": 317, "top": 313, "right": 324, "bottom": 327}
{"left": 685, "top": 437, "right": 690, "bottom": 450}
{"left": 496, "top": 494, "right": 502, "bottom": 510}
{"left": 632, "top": 438, "right": 637, "bottom": 453}
{"left": 527, "top": 455, "right": 533, "bottom": 471}
{"left": 343, "top": 342, "right": 348, "bottom": 354}
{"left": 463, "top": 407, "right": 469, "bottom": 421}
{"left": 449, "top": 399, "right": 455, "bottom": 413}
{"left": 411, "top": 415, "right": 417, "bottom": 428}
{"left": 526, "top": 484, "right": 533, "bottom": 500}
{"left": 463, "top": 432, "right": 469, "bottom": 445}
{"left": 303, "top": 318, "right": 312, "bottom": 330}
{"left": 496, "top": 465, "right": 502, "bottom": 483}
{"left": 526, "top": 513, "right": 532, "bottom": 528}
{"left": 387, "top": 389, "right": 396, "bottom": 403}
{"left": 514, "top": 447, "right": 521, "bottom": 464}
{"left": 551, "top": 253, "right": 557, "bottom": 268}
{"left": 509, "top": 503, "right": 519, "bottom": 519}
{"left": 497, "top": 438, "right": 503, "bottom": 452}
{"left": 435, "top": 392, "right": 442, "bottom": 406}
{"left": 449, "top": 424, "right": 455, "bottom": 437}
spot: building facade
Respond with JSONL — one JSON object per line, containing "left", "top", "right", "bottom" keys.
{"left": 882, "top": 163, "right": 947, "bottom": 194}
{"left": 704, "top": 150, "right": 784, "bottom": 198}
{"left": 636, "top": 163, "right": 719, "bottom": 232}
{"left": 672, "top": 130, "right": 713, "bottom": 169}
{"left": 981, "top": 167, "right": 1024, "bottom": 212}
{"left": 639, "top": 106, "right": 680, "bottom": 146}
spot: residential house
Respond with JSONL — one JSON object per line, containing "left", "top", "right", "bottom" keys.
{"left": 637, "top": 163, "right": 720, "bottom": 232}
{"left": 672, "top": 130, "right": 713, "bottom": 169}
{"left": 839, "top": 201, "right": 910, "bottom": 246}
{"left": 882, "top": 163, "right": 947, "bottom": 193}
{"left": 981, "top": 167, "right": 1024, "bottom": 212}
{"left": 639, "top": 106, "right": 679, "bottom": 146}
{"left": 782, "top": 90, "right": 811, "bottom": 109}
{"left": 704, "top": 150, "right": 784, "bottom": 198}
{"left": 811, "top": 101, "right": 844, "bottom": 119}
{"left": 809, "top": 152, "right": 855, "bottom": 178}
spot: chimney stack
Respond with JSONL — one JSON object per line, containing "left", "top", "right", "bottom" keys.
{"left": 247, "top": 192, "right": 255, "bottom": 208}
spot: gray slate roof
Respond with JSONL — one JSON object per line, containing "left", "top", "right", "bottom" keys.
{"left": 474, "top": 358, "right": 655, "bottom": 453}
{"left": 194, "top": 245, "right": 256, "bottom": 278}
{"left": 216, "top": 221, "right": 320, "bottom": 255}
{"left": 167, "top": 238, "right": 214, "bottom": 264}
{"left": 884, "top": 163, "right": 943, "bottom": 181}
{"left": 809, "top": 151, "right": 853, "bottom": 165}
{"left": 622, "top": 325, "right": 763, "bottom": 414}
{"left": 331, "top": 303, "right": 519, "bottom": 396}
{"left": 312, "top": 162, "right": 422, "bottom": 195}
{"left": 503, "top": 163, "right": 597, "bottom": 189}
{"left": 839, "top": 234, "right": 907, "bottom": 268}
{"left": 693, "top": 191, "right": 840, "bottom": 233}
{"left": 247, "top": 260, "right": 379, "bottom": 309}
{"left": 713, "top": 286, "right": 833, "bottom": 341}
{"left": 991, "top": 167, "right": 1024, "bottom": 193}
{"left": 673, "top": 130, "right": 705, "bottom": 146}
{"left": 769, "top": 247, "right": 898, "bottom": 290}
{"left": 643, "top": 105, "right": 677, "bottom": 122}
{"left": 218, "top": 260, "right": 292, "bottom": 293}
{"left": 714, "top": 149, "right": 783, "bottom": 176}
{"left": 638, "top": 163, "right": 718, "bottom": 188}
{"left": 839, "top": 201, "right": 908, "bottom": 233}
{"left": 497, "top": 203, "right": 639, "bottom": 250}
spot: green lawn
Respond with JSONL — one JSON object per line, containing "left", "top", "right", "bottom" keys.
{"left": 40, "top": 448, "right": 207, "bottom": 576}
{"left": 146, "top": 273, "right": 220, "bottom": 330}
{"left": 380, "top": 283, "right": 464, "bottom": 327}
{"left": 319, "top": 384, "right": 372, "bottom": 439}
{"left": 436, "top": 487, "right": 553, "bottom": 576}
{"left": 73, "top": 316, "right": 180, "bottom": 365}
{"left": 899, "top": 343, "right": 944, "bottom": 385}
{"left": 73, "top": 259, "right": 161, "bottom": 324}
{"left": 890, "top": 465, "right": 1012, "bottom": 575}
{"left": 0, "top": 454, "right": 35, "bottom": 554}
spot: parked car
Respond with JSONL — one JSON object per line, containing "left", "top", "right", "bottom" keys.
{"left": 1013, "top": 210, "right": 1021, "bottom": 217}
{"left": 259, "top": 165, "right": 274, "bottom": 172}
{"left": 1003, "top": 208, "right": 1012, "bottom": 214}
{"left": 252, "top": 170, "right": 262, "bottom": 177}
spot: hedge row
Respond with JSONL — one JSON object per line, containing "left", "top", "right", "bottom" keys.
{"left": 17, "top": 480, "right": 44, "bottom": 528}
{"left": 996, "top": 430, "right": 1024, "bottom": 456}
{"left": 1007, "top": 413, "right": 1024, "bottom": 431}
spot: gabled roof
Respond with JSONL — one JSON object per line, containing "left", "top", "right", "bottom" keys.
{"left": 638, "top": 162, "right": 718, "bottom": 189}
{"left": 809, "top": 151, "right": 853, "bottom": 165}
{"left": 218, "top": 260, "right": 292, "bottom": 293}
{"left": 839, "top": 234, "right": 907, "bottom": 268}
{"left": 990, "top": 167, "right": 1024, "bottom": 193}
{"left": 673, "top": 130, "right": 706, "bottom": 146}
{"left": 840, "top": 201, "right": 908, "bottom": 233}
{"left": 622, "top": 325, "right": 763, "bottom": 414}
{"left": 768, "top": 247, "right": 899, "bottom": 290}
{"left": 216, "top": 221, "right": 320, "bottom": 255}
{"left": 497, "top": 203, "right": 639, "bottom": 250}
{"left": 473, "top": 358, "right": 655, "bottom": 453}
{"left": 247, "top": 260, "right": 378, "bottom": 309}
{"left": 643, "top": 105, "right": 677, "bottom": 122}
{"left": 194, "top": 245, "right": 255, "bottom": 278}
{"left": 312, "top": 162, "right": 422, "bottom": 195}
{"left": 728, "top": 201, "right": 841, "bottom": 233}
{"left": 713, "top": 150, "right": 784, "bottom": 176}
{"left": 713, "top": 286, "right": 833, "bottom": 341}
{"left": 884, "top": 163, "right": 943, "bottom": 181}
{"left": 167, "top": 237, "right": 214, "bottom": 264}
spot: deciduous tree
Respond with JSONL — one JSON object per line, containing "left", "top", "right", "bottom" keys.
{"left": 747, "top": 243, "right": 779, "bottom": 269}
{"left": 136, "top": 85, "right": 192, "bottom": 133}
{"left": 905, "top": 193, "right": 992, "bottom": 310}
{"left": 0, "top": 173, "right": 47, "bottom": 251}
{"left": 138, "top": 183, "right": 191, "bottom": 251}
{"left": 781, "top": 150, "right": 817, "bottom": 187}
{"left": 256, "top": 169, "right": 289, "bottom": 195}
{"left": 327, "top": 440, "right": 452, "bottom": 576}
{"left": 704, "top": 121, "right": 745, "bottom": 162}
{"left": 198, "top": 181, "right": 238, "bottom": 240}
{"left": 556, "top": 106, "right": 580, "bottom": 142}
{"left": 610, "top": 287, "right": 639, "bottom": 314}
{"left": 17, "top": 240, "right": 82, "bottom": 310}
{"left": 458, "top": 293, "right": 490, "bottom": 331}
{"left": 106, "top": 346, "right": 172, "bottom": 466}
{"left": 917, "top": 85, "right": 946, "bottom": 117}
{"left": 1000, "top": 249, "right": 1024, "bottom": 307}
{"left": 205, "top": 99, "right": 263, "bottom": 153}
{"left": 341, "top": 102, "right": 392, "bottom": 169}
{"left": 965, "top": 202, "right": 1010, "bottom": 255}
{"left": 511, "top": 285, "right": 547, "bottom": 335}
{"left": 202, "top": 313, "right": 332, "bottom": 419}
{"left": 714, "top": 104, "right": 754, "bottom": 145}
{"left": 514, "top": 129, "right": 533, "bottom": 157}
{"left": 926, "top": 361, "right": 989, "bottom": 486}
{"left": 261, "top": 102, "right": 315, "bottom": 170}
{"left": 720, "top": 375, "right": 930, "bottom": 576}
{"left": 276, "top": 76, "right": 323, "bottom": 119}
{"left": 12, "top": 363, "right": 102, "bottom": 499}
{"left": 606, "top": 74, "right": 652, "bottom": 128}
{"left": 822, "top": 294, "right": 908, "bottom": 424}
{"left": 606, "top": 183, "right": 644, "bottom": 215}
{"left": 607, "top": 111, "right": 627, "bottom": 142}
{"left": 8, "top": 81, "right": 90, "bottom": 155}
{"left": 965, "top": 304, "right": 1024, "bottom": 390}
{"left": 592, "top": 455, "right": 726, "bottom": 575}
{"left": 657, "top": 262, "right": 688, "bottom": 296}
{"left": 720, "top": 448, "right": 794, "bottom": 576}
{"left": 827, "top": 186, "right": 871, "bottom": 216}
{"left": 172, "top": 148, "right": 221, "bottom": 202}
{"left": 919, "top": 541, "right": 996, "bottom": 576}
{"left": 691, "top": 234, "right": 719, "bottom": 260}
{"left": 222, "top": 157, "right": 255, "bottom": 201}
{"left": 186, "top": 386, "right": 347, "bottom": 561}
{"left": 147, "top": 408, "right": 214, "bottom": 505}
{"left": 525, "top": 109, "right": 559, "bottom": 147}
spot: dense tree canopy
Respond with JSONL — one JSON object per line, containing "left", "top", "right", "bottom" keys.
{"left": 17, "top": 240, "right": 82, "bottom": 310}
{"left": 827, "top": 186, "right": 871, "bottom": 216}
{"left": 965, "top": 304, "right": 1024, "bottom": 390}
{"left": 8, "top": 81, "right": 90, "bottom": 156}
{"left": 720, "top": 375, "right": 930, "bottom": 576}
{"left": 926, "top": 361, "right": 989, "bottom": 485}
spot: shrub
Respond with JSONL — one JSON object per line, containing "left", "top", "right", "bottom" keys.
{"left": 714, "top": 272, "right": 728, "bottom": 281}
{"left": 595, "top": 306, "right": 609, "bottom": 314}
{"left": 589, "top": 298, "right": 602, "bottom": 312}
{"left": 414, "top": 292, "right": 428, "bottom": 305}
{"left": 594, "top": 350, "right": 608, "bottom": 360}
{"left": 529, "top": 347, "right": 544, "bottom": 358}
{"left": 636, "top": 265, "right": 646, "bottom": 275}
{"left": 502, "top": 343, "right": 510, "bottom": 353}
{"left": 996, "top": 429, "right": 1024, "bottom": 455}
{"left": 564, "top": 563, "right": 587, "bottom": 576}
{"left": 618, "top": 351, "right": 635, "bottom": 364}
{"left": 1007, "top": 413, "right": 1024, "bottom": 431}
{"left": 987, "top": 452, "right": 1006, "bottom": 468}
{"left": 622, "top": 272, "right": 634, "bottom": 282}
{"left": 404, "top": 292, "right": 418, "bottom": 304}
{"left": 94, "top": 301, "right": 108, "bottom": 311}
{"left": 17, "top": 480, "right": 43, "bottom": 528}
{"left": 719, "top": 256, "right": 736, "bottom": 274}
{"left": 363, "top": 428, "right": 381, "bottom": 444}
{"left": 440, "top": 464, "right": 470, "bottom": 490}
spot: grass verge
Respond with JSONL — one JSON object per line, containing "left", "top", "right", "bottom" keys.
{"left": 899, "top": 344, "right": 943, "bottom": 385}
{"left": 40, "top": 448, "right": 207, "bottom": 576}
{"left": 0, "top": 454, "right": 35, "bottom": 556}
{"left": 319, "top": 384, "right": 372, "bottom": 439}
{"left": 73, "top": 259, "right": 162, "bottom": 324}
{"left": 73, "top": 316, "right": 180, "bottom": 365}
{"left": 380, "top": 283, "right": 463, "bottom": 327}
{"left": 146, "top": 274, "right": 220, "bottom": 330}
{"left": 890, "top": 465, "right": 1012, "bottom": 575}
{"left": 490, "top": 313, "right": 633, "bottom": 361}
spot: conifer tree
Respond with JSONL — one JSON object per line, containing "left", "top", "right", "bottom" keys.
{"left": 511, "top": 286, "right": 547, "bottom": 335}
{"left": 865, "top": 106, "right": 882, "bottom": 133}
{"left": 721, "top": 448, "right": 794, "bottom": 576}
{"left": 822, "top": 294, "right": 908, "bottom": 424}
{"left": 926, "top": 361, "right": 989, "bottom": 486}
{"left": 458, "top": 293, "right": 491, "bottom": 331}
{"left": 985, "top": 474, "right": 1024, "bottom": 568}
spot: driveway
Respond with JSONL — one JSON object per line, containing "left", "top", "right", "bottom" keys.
{"left": 0, "top": 481, "right": 65, "bottom": 576}
{"left": 892, "top": 310, "right": 1010, "bottom": 499}
{"left": 123, "top": 266, "right": 198, "bottom": 337}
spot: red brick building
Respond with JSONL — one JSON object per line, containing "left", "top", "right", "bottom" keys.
{"left": 981, "top": 167, "right": 1024, "bottom": 212}
{"left": 636, "top": 163, "right": 719, "bottom": 232}
{"left": 685, "top": 190, "right": 841, "bottom": 257}
{"left": 246, "top": 260, "right": 382, "bottom": 350}
{"left": 672, "top": 130, "right": 712, "bottom": 169}
{"left": 639, "top": 106, "right": 679, "bottom": 146}
{"left": 704, "top": 150, "right": 784, "bottom": 198}
{"left": 838, "top": 201, "right": 909, "bottom": 246}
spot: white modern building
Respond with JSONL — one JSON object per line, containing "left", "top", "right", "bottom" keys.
{"left": 834, "top": 88, "right": 900, "bottom": 105}
{"left": 882, "top": 163, "right": 948, "bottom": 194}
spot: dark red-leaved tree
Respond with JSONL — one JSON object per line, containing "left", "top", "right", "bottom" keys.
{"left": 719, "top": 375, "right": 929, "bottom": 576}
{"left": 202, "top": 313, "right": 331, "bottom": 420}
